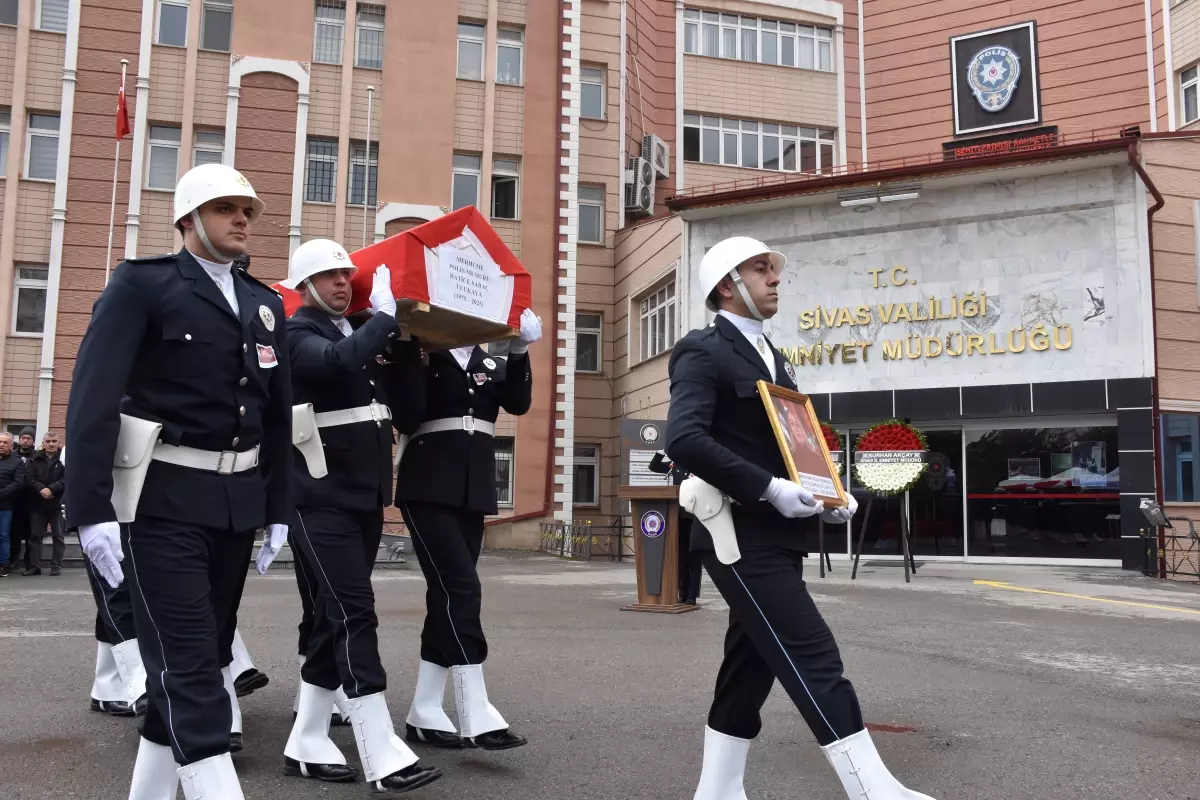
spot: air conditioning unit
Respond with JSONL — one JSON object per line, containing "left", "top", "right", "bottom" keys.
{"left": 624, "top": 157, "right": 654, "bottom": 217}
{"left": 642, "top": 134, "right": 670, "bottom": 180}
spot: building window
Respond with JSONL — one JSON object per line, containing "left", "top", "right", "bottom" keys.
{"left": 192, "top": 129, "right": 224, "bottom": 166}
{"left": 313, "top": 0, "right": 346, "bottom": 65}
{"left": 355, "top": 3, "right": 384, "bottom": 69}
{"left": 496, "top": 27, "right": 523, "bottom": 85}
{"left": 3, "top": 421, "right": 36, "bottom": 436}
{"left": 348, "top": 140, "right": 378, "bottom": 206}
{"left": 25, "top": 113, "right": 59, "bottom": 181}
{"left": 682, "top": 8, "right": 833, "bottom": 72}
{"left": 38, "top": 0, "right": 67, "bottom": 32}
{"left": 573, "top": 444, "right": 600, "bottom": 506}
{"left": 495, "top": 437, "right": 515, "bottom": 507}
{"left": 451, "top": 152, "right": 481, "bottom": 210}
{"left": 1163, "top": 414, "right": 1200, "bottom": 502}
{"left": 490, "top": 158, "right": 519, "bottom": 220}
{"left": 578, "top": 185, "right": 604, "bottom": 244}
{"left": 576, "top": 313, "right": 602, "bottom": 373}
{"left": 581, "top": 66, "right": 605, "bottom": 120}
{"left": 12, "top": 265, "right": 48, "bottom": 336}
{"left": 145, "top": 125, "right": 181, "bottom": 189}
{"left": 0, "top": 0, "right": 17, "bottom": 25}
{"left": 683, "top": 114, "right": 835, "bottom": 174}
{"left": 305, "top": 138, "right": 338, "bottom": 203}
{"left": 0, "top": 108, "right": 9, "bottom": 170}
{"left": 156, "top": 0, "right": 188, "bottom": 46}
{"left": 457, "top": 21, "right": 485, "bottom": 80}
{"left": 1182, "top": 66, "right": 1199, "bottom": 126}
{"left": 201, "top": 0, "right": 233, "bottom": 51}
{"left": 638, "top": 281, "right": 676, "bottom": 361}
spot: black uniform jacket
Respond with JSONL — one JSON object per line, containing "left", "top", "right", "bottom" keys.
{"left": 664, "top": 314, "right": 814, "bottom": 552}
{"left": 65, "top": 250, "right": 292, "bottom": 532}
{"left": 396, "top": 347, "right": 532, "bottom": 516}
{"left": 287, "top": 307, "right": 423, "bottom": 512}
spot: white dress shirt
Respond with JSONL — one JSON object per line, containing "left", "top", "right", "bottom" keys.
{"left": 332, "top": 316, "right": 352, "bottom": 337}
{"left": 450, "top": 346, "right": 473, "bottom": 371}
{"left": 189, "top": 250, "right": 240, "bottom": 315}
{"left": 718, "top": 309, "right": 776, "bottom": 382}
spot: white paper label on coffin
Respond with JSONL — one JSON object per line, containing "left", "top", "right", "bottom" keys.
{"left": 424, "top": 230, "right": 515, "bottom": 325}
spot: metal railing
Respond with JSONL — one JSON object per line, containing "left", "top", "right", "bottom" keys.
{"left": 539, "top": 519, "right": 629, "bottom": 562}
{"left": 1141, "top": 519, "right": 1200, "bottom": 581}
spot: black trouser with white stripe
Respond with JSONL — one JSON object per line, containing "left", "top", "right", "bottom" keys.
{"left": 399, "top": 502, "right": 487, "bottom": 667}
{"left": 702, "top": 546, "right": 863, "bottom": 746}
{"left": 122, "top": 516, "right": 256, "bottom": 764}
{"left": 290, "top": 530, "right": 319, "bottom": 658}
{"left": 85, "top": 554, "right": 137, "bottom": 645}
{"left": 289, "top": 506, "right": 386, "bottom": 696}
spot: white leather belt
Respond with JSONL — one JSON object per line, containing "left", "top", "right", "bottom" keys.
{"left": 414, "top": 416, "right": 496, "bottom": 438}
{"left": 151, "top": 443, "right": 260, "bottom": 476}
{"left": 314, "top": 401, "right": 392, "bottom": 428}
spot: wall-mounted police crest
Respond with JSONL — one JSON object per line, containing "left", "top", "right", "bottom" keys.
{"left": 640, "top": 510, "right": 665, "bottom": 538}
{"left": 967, "top": 46, "right": 1020, "bottom": 112}
{"left": 639, "top": 424, "right": 660, "bottom": 445}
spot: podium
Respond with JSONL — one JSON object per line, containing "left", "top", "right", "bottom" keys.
{"left": 617, "top": 484, "right": 699, "bottom": 614}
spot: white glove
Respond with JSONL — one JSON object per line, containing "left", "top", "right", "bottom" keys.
{"left": 822, "top": 492, "right": 858, "bottom": 525}
{"left": 509, "top": 308, "right": 542, "bottom": 354}
{"left": 255, "top": 523, "right": 289, "bottom": 575}
{"left": 80, "top": 522, "right": 124, "bottom": 589}
{"left": 369, "top": 265, "right": 396, "bottom": 317}
{"left": 762, "top": 477, "right": 824, "bottom": 519}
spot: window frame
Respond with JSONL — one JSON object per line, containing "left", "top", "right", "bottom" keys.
{"left": 575, "top": 312, "right": 602, "bottom": 373}
{"left": 496, "top": 26, "right": 524, "bottom": 86}
{"left": 577, "top": 185, "right": 605, "bottom": 244}
{"left": 11, "top": 264, "right": 49, "bottom": 338}
{"left": 313, "top": 0, "right": 347, "bottom": 65}
{"left": 155, "top": 0, "right": 189, "bottom": 47}
{"left": 451, "top": 152, "right": 482, "bottom": 211}
{"left": 494, "top": 437, "right": 515, "bottom": 507}
{"left": 304, "top": 137, "right": 339, "bottom": 204}
{"left": 680, "top": 7, "right": 834, "bottom": 72}
{"left": 1162, "top": 412, "right": 1200, "bottom": 503}
{"left": 36, "top": 0, "right": 68, "bottom": 32}
{"left": 24, "top": 112, "right": 59, "bottom": 182}
{"left": 580, "top": 65, "right": 606, "bottom": 120}
{"left": 637, "top": 280, "right": 677, "bottom": 363}
{"left": 490, "top": 157, "right": 520, "bottom": 221}
{"left": 200, "top": 0, "right": 233, "bottom": 52}
{"left": 0, "top": 108, "right": 10, "bottom": 172}
{"left": 192, "top": 129, "right": 224, "bottom": 167}
{"left": 0, "top": 0, "right": 17, "bottom": 26}
{"left": 347, "top": 139, "right": 379, "bottom": 207}
{"left": 457, "top": 21, "right": 486, "bottom": 81}
{"left": 683, "top": 113, "right": 836, "bottom": 174}
{"left": 1182, "top": 65, "right": 1199, "bottom": 126}
{"left": 572, "top": 444, "right": 601, "bottom": 507}
{"left": 354, "top": 2, "right": 385, "bottom": 69}
{"left": 145, "top": 124, "right": 182, "bottom": 190}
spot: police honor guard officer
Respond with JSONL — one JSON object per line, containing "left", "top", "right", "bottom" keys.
{"left": 665, "top": 237, "right": 939, "bottom": 800}
{"left": 65, "top": 163, "right": 292, "bottom": 800}
{"left": 398, "top": 309, "right": 541, "bottom": 750}
{"left": 277, "top": 238, "right": 441, "bottom": 793}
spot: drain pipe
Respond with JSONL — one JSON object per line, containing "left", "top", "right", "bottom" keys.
{"left": 1127, "top": 138, "right": 1166, "bottom": 576}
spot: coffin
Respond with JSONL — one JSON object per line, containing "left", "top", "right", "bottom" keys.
{"left": 272, "top": 207, "right": 532, "bottom": 349}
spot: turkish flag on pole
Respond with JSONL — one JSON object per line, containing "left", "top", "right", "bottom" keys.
{"left": 115, "top": 81, "right": 130, "bottom": 140}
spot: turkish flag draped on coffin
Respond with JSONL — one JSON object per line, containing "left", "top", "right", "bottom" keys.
{"left": 273, "top": 207, "right": 532, "bottom": 348}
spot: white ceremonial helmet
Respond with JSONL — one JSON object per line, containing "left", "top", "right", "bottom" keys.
{"left": 698, "top": 236, "right": 787, "bottom": 319}
{"left": 285, "top": 238, "right": 358, "bottom": 316}
{"left": 173, "top": 163, "right": 265, "bottom": 226}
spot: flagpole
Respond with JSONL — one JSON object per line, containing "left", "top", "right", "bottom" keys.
{"left": 104, "top": 59, "right": 128, "bottom": 285}
{"left": 363, "top": 85, "right": 374, "bottom": 249}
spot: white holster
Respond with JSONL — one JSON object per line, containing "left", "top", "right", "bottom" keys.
{"left": 679, "top": 476, "right": 741, "bottom": 565}
{"left": 292, "top": 403, "right": 328, "bottom": 479}
{"left": 112, "top": 414, "right": 164, "bottom": 524}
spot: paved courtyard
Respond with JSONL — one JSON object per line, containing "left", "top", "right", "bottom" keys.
{"left": 0, "top": 553, "right": 1197, "bottom": 799}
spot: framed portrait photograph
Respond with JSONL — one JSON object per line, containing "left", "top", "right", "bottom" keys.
{"left": 756, "top": 381, "right": 848, "bottom": 508}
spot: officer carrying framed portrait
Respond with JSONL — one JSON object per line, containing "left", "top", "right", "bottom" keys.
{"left": 950, "top": 21, "right": 1041, "bottom": 136}
{"left": 756, "top": 381, "right": 847, "bottom": 509}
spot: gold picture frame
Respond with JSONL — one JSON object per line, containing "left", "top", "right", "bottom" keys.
{"left": 756, "top": 380, "right": 848, "bottom": 509}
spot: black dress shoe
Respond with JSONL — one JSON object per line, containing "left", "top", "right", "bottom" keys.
{"left": 284, "top": 756, "right": 358, "bottom": 783}
{"left": 229, "top": 733, "right": 243, "bottom": 753}
{"left": 372, "top": 762, "right": 442, "bottom": 793}
{"left": 133, "top": 695, "right": 148, "bottom": 717}
{"left": 471, "top": 729, "right": 528, "bottom": 751}
{"left": 233, "top": 669, "right": 269, "bottom": 697}
{"left": 23, "top": 568, "right": 40, "bottom": 577}
{"left": 405, "top": 723, "right": 468, "bottom": 749}
{"left": 90, "top": 698, "right": 136, "bottom": 717}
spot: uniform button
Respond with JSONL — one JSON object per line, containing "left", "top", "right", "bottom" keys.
{"left": 239, "top": 377, "right": 248, "bottom": 387}
{"left": 468, "top": 408, "right": 473, "bottom": 414}
{"left": 239, "top": 406, "right": 246, "bottom": 416}
{"left": 232, "top": 437, "right": 240, "bottom": 446}
{"left": 369, "top": 380, "right": 375, "bottom": 386}
{"left": 468, "top": 388, "right": 475, "bottom": 395}
{"left": 243, "top": 343, "right": 248, "bottom": 353}
{"left": 184, "top": 334, "right": 192, "bottom": 341}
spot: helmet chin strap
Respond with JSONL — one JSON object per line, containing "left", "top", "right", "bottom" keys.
{"left": 189, "top": 210, "right": 238, "bottom": 263}
{"left": 302, "top": 278, "right": 349, "bottom": 318}
{"left": 731, "top": 272, "right": 765, "bottom": 321}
